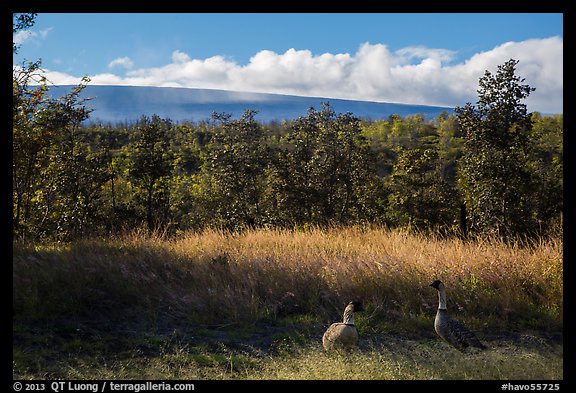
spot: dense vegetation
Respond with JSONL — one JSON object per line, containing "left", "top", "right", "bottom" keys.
{"left": 13, "top": 76, "right": 563, "bottom": 242}
{"left": 13, "top": 16, "right": 562, "bottom": 242}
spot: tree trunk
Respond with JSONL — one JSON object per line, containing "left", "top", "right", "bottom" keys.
{"left": 460, "top": 203, "right": 467, "bottom": 239}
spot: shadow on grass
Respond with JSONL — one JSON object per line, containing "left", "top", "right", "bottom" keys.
{"left": 13, "top": 313, "right": 563, "bottom": 380}
{"left": 13, "top": 236, "right": 562, "bottom": 379}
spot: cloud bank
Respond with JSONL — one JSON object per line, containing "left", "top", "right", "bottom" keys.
{"left": 35, "top": 37, "right": 563, "bottom": 114}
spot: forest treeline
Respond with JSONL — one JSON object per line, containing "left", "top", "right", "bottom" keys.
{"left": 13, "top": 15, "right": 562, "bottom": 242}
{"left": 13, "top": 77, "right": 563, "bottom": 241}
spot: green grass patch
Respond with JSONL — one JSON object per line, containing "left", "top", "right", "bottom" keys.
{"left": 13, "top": 322, "right": 562, "bottom": 380}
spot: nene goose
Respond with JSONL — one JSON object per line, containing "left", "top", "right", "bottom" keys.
{"left": 430, "top": 280, "right": 486, "bottom": 351}
{"left": 322, "top": 301, "right": 364, "bottom": 351}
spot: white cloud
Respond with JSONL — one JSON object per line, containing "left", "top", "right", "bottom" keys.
{"left": 32, "top": 37, "right": 563, "bottom": 114}
{"left": 13, "top": 30, "right": 35, "bottom": 45}
{"left": 39, "top": 27, "right": 53, "bottom": 39}
{"left": 395, "top": 46, "right": 456, "bottom": 63}
{"left": 171, "top": 50, "right": 191, "bottom": 63}
{"left": 108, "top": 56, "right": 134, "bottom": 69}
{"left": 13, "top": 27, "right": 52, "bottom": 45}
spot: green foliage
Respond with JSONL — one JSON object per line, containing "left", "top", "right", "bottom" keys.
{"left": 128, "top": 115, "right": 174, "bottom": 231}
{"left": 273, "top": 103, "right": 380, "bottom": 226}
{"left": 386, "top": 148, "right": 459, "bottom": 229}
{"left": 204, "top": 110, "right": 270, "bottom": 229}
{"left": 13, "top": 61, "right": 50, "bottom": 239}
{"left": 456, "top": 59, "right": 547, "bottom": 239}
{"left": 528, "top": 113, "right": 563, "bottom": 232}
{"left": 12, "top": 23, "right": 563, "bottom": 241}
{"left": 14, "top": 98, "right": 562, "bottom": 239}
{"left": 13, "top": 72, "right": 100, "bottom": 240}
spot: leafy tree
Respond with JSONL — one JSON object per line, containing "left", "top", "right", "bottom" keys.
{"left": 434, "top": 112, "right": 463, "bottom": 185}
{"left": 275, "top": 103, "right": 378, "bottom": 226}
{"left": 13, "top": 77, "right": 102, "bottom": 240}
{"left": 386, "top": 148, "right": 458, "bottom": 230}
{"left": 39, "top": 81, "right": 114, "bottom": 239}
{"left": 128, "top": 115, "right": 174, "bottom": 231}
{"left": 13, "top": 14, "right": 103, "bottom": 240}
{"left": 79, "top": 123, "right": 132, "bottom": 233}
{"left": 13, "top": 14, "right": 44, "bottom": 238}
{"left": 456, "top": 59, "right": 537, "bottom": 238}
{"left": 167, "top": 122, "right": 204, "bottom": 231}
{"left": 13, "top": 63, "right": 49, "bottom": 238}
{"left": 273, "top": 108, "right": 323, "bottom": 225}
{"left": 528, "top": 113, "right": 563, "bottom": 234}
{"left": 360, "top": 119, "right": 397, "bottom": 177}
{"left": 204, "top": 110, "right": 269, "bottom": 229}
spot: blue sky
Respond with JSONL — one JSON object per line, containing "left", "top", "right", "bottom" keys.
{"left": 13, "top": 13, "right": 563, "bottom": 113}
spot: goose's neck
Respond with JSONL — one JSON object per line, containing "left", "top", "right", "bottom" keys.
{"left": 437, "top": 287, "right": 447, "bottom": 310}
{"left": 343, "top": 308, "right": 355, "bottom": 325}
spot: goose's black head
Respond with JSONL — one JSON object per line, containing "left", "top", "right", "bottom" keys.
{"left": 349, "top": 300, "right": 364, "bottom": 312}
{"left": 429, "top": 280, "right": 443, "bottom": 290}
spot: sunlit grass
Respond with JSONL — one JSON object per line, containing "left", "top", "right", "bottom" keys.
{"left": 13, "top": 227, "right": 562, "bottom": 328}
{"left": 253, "top": 339, "right": 563, "bottom": 380}
{"left": 13, "top": 227, "right": 562, "bottom": 379}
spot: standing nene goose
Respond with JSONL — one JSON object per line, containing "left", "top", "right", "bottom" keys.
{"left": 430, "top": 280, "right": 486, "bottom": 351}
{"left": 322, "top": 301, "right": 364, "bottom": 351}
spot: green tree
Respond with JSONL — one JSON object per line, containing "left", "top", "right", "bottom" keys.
{"left": 39, "top": 81, "right": 115, "bottom": 239}
{"left": 204, "top": 110, "right": 269, "bottom": 229}
{"left": 13, "top": 14, "right": 103, "bottom": 240}
{"left": 456, "top": 59, "right": 536, "bottom": 238}
{"left": 434, "top": 112, "right": 463, "bottom": 185}
{"left": 13, "top": 77, "right": 102, "bottom": 240}
{"left": 528, "top": 113, "right": 563, "bottom": 234}
{"left": 275, "top": 103, "right": 378, "bottom": 226}
{"left": 167, "top": 122, "right": 204, "bottom": 231}
{"left": 128, "top": 115, "right": 174, "bottom": 231}
{"left": 274, "top": 107, "right": 323, "bottom": 225}
{"left": 13, "top": 63, "right": 49, "bottom": 238}
{"left": 13, "top": 13, "right": 45, "bottom": 238}
{"left": 77, "top": 123, "right": 132, "bottom": 234}
{"left": 386, "top": 148, "right": 458, "bottom": 230}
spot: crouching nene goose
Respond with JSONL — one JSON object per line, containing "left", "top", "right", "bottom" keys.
{"left": 430, "top": 280, "right": 486, "bottom": 351}
{"left": 322, "top": 301, "right": 364, "bottom": 351}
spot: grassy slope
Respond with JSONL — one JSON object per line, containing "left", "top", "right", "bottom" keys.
{"left": 13, "top": 227, "right": 563, "bottom": 379}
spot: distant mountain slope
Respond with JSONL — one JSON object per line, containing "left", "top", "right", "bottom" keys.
{"left": 49, "top": 85, "right": 454, "bottom": 123}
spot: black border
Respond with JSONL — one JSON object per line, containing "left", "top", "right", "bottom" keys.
{"left": 8, "top": 2, "right": 571, "bottom": 390}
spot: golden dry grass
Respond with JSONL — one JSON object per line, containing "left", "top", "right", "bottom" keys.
{"left": 13, "top": 227, "right": 562, "bottom": 329}
{"left": 13, "top": 227, "right": 563, "bottom": 380}
{"left": 172, "top": 226, "right": 562, "bottom": 329}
